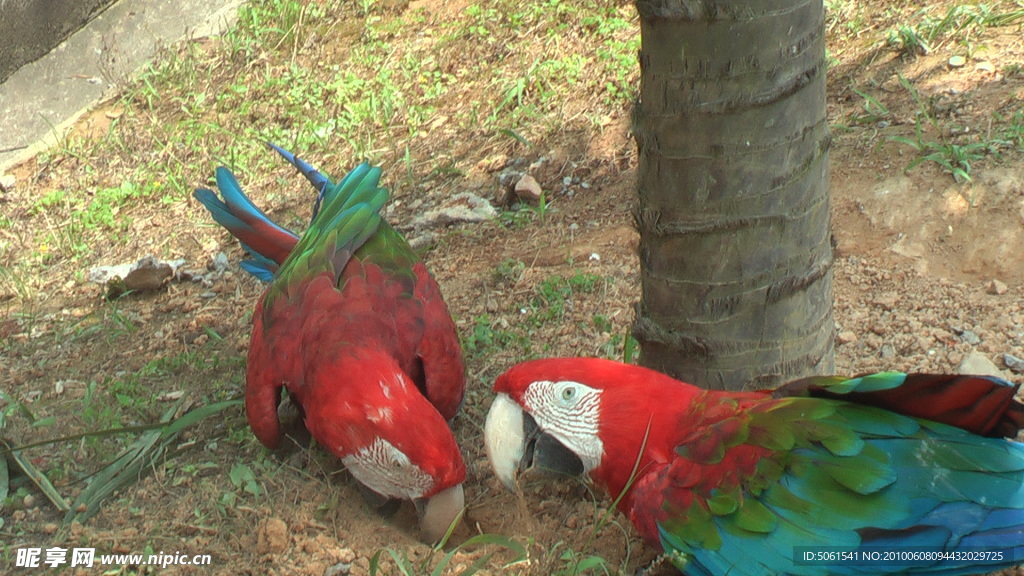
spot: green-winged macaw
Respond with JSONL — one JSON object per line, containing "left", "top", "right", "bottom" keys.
{"left": 484, "top": 357, "right": 1024, "bottom": 575}
{"left": 194, "top": 143, "right": 466, "bottom": 542}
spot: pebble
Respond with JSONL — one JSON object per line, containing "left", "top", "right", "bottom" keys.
{"left": 408, "top": 231, "right": 438, "bottom": 251}
{"left": 1004, "top": 353, "right": 1024, "bottom": 374}
{"left": 836, "top": 330, "right": 858, "bottom": 345}
{"left": 324, "top": 562, "right": 351, "bottom": 576}
{"left": 957, "top": 351, "right": 1006, "bottom": 377}
{"left": 0, "top": 173, "right": 14, "bottom": 191}
{"left": 210, "top": 252, "right": 230, "bottom": 273}
{"left": 872, "top": 291, "right": 899, "bottom": 310}
{"left": 514, "top": 174, "right": 543, "bottom": 203}
{"left": 956, "top": 329, "right": 981, "bottom": 346}
{"left": 988, "top": 279, "right": 1008, "bottom": 295}
{"left": 880, "top": 343, "right": 895, "bottom": 359}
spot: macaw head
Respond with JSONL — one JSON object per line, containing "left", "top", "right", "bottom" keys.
{"left": 302, "top": 347, "right": 467, "bottom": 543}
{"left": 484, "top": 357, "right": 698, "bottom": 507}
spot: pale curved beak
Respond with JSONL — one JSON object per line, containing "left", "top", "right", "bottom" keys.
{"left": 418, "top": 484, "right": 464, "bottom": 544}
{"left": 484, "top": 394, "right": 526, "bottom": 490}
{"left": 484, "top": 393, "right": 584, "bottom": 491}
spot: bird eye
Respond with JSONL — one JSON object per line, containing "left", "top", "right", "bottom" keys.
{"left": 561, "top": 386, "right": 576, "bottom": 402}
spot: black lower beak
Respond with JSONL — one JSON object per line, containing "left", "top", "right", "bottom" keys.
{"left": 519, "top": 412, "right": 585, "bottom": 479}
{"left": 357, "top": 483, "right": 402, "bottom": 518}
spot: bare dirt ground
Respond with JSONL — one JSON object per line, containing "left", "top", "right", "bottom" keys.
{"left": 2, "top": 0, "right": 1024, "bottom": 574}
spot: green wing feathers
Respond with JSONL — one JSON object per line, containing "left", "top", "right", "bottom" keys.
{"left": 268, "top": 163, "right": 388, "bottom": 303}
{"left": 654, "top": 386, "right": 1024, "bottom": 576}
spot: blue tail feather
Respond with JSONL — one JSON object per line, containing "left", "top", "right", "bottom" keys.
{"left": 266, "top": 142, "right": 332, "bottom": 220}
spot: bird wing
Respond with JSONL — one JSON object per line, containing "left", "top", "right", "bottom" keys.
{"left": 772, "top": 372, "right": 1024, "bottom": 437}
{"left": 637, "top": 392, "right": 1024, "bottom": 576}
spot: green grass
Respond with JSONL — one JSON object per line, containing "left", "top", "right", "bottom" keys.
{"left": 526, "top": 272, "right": 604, "bottom": 326}
{"left": 884, "top": 2, "right": 1024, "bottom": 56}
{"left": 888, "top": 74, "right": 1005, "bottom": 185}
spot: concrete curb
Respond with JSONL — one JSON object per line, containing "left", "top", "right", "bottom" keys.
{"left": 0, "top": 0, "right": 244, "bottom": 174}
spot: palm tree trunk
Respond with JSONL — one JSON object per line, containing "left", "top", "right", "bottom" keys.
{"left": 632, "top": 0, "right": 834, "bottom": 390}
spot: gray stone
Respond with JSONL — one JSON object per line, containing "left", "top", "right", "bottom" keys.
{"left": 957, "top": 351, "right": 1007, "bottom": 378}
{"left": 210, "top": 251, "right": 230, "bottom": 273}
{"left": 324, "top": 562, "right": 351, "bottom": 576}
{"left": 411, "top": 193, "right": 497, "bottom": 227}
{"left": 1004, "top": 353, "right": 1024, "bottom": 374}
{"left": 956, "top": 328, "right": 981, "bottom": 346}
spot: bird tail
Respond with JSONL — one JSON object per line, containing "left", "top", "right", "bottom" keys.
{"left": 772, "top": 372, "right": 1024, "bottom": 438}
{"left": 256, "top": 144, "right": 389, "bottom": 298}
{"left": 194, "top": 166, "right": 300, "bottom": 282}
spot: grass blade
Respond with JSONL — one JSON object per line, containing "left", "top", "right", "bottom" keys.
{"left": 0, "top": 436, "right": 69, "bottom": 511}
{"left": 63, "top": 398, "right": 241, "bottom": 525}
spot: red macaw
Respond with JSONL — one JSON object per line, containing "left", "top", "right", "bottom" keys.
{"left": 194, "top": 144, "right": 466, "bottom": 542}
{"left": 484, "top": 358, "right": 1024, "bottom": 575}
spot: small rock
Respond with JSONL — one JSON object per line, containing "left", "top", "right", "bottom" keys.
{"left": 210, "top": 252, "right": 230, "bottom": 273}
{"left": 514, "top": 175, "right": 543, "bottom": 203}
{"left": 89, "top": 256, "right": 186, "bottom": 298}
{"left": 0, "top": 173, "right": 14, "bottom": 191}
{"left": 407, "top": 231, "right": 438, "bottom": 251}
{"left": 497, "top": 169, "right": 522, "bottom": 191}
{"left": 836, "top": 330, "right": 858, "bottom": 345}
{"left": 412, "top": 193, "right": 498, "bottom": 227}
{"left": 872, "top": 291, "right": 899, "bottom": 310}
{"left": 43, "top": 523, "right": 58, "bottom": 535}
{"left": 880, "top": 343, "right": 895, "bottom": 360}
{"left": 1004, "top": 353, "right": 1024, "bottom": 374}
{"left": 257, "top": 518, "right": 290, "bottom": 554}
{"left": 948, "top": 55, "right": 967, "bottom": 68}
{"left": 976, "top": 61, "right": 995, "bottom": 73}
{"left": 954, "top": 328, "right": 981, "bottom": 346}
{"left": 324, "top": 562, "right": 351, "bottom": 576}
{"left": 336, "top": 548, "right": 357, "bottom": 564}
{"left": 988, "top": 279, "right": 1008, "bottom": 295}
{"left": 957, "top": 351, "right": 1006, "bottom": 378}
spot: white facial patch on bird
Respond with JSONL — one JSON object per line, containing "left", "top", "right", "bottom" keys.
{"left": 341, "top": 437, "right": 433, "bottom": 499}
{"left": 522, "top": 380, "right": 604, "bottom": 473}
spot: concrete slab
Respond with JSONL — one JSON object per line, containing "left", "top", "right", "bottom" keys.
{"left": 0, "top": 0, "right": 118, "bottom": 84}
{"left": 0, "top": 0, "right": 243, "bottom": 173}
